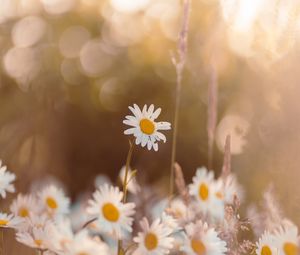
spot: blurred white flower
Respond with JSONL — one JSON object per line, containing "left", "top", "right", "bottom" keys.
{"left": 181, "top": 220, "right": 227, "bottom": 255}
{"left": 273, "top": 223, "right": 299, "bottom": 255}
{"left": 216, "top": 114, "right": 249, "bottom": 155}
{"left": 123, "top": 104, "right": 171, "bottom": 151}
{"left": 189, "top": 167, "right": 225, "bottom": 220}
{"left": 0, "top": 160, "right": 16, "bottom": 198}
{"left": 133, "top": 217, "right": 174, "bottom": 255}
{"left": 87, "top": 184, "right": 135, "bottom": 238}
{"left": 39, "top": 185, "right": 70, "bottom": 216}
{"left": 169, "top": 198, "right": 188, "bottom": 219}
{"left": 256, "top": 231, "right": 278, "bottom": 255}
{"left": 0, "top": 213, "right": 23, "bottom": 229}
{"left": 16, "top": 223, "right": 51, "bottom": 250}
{"left": 10, "top": 194, "right": 39, "bottom": 218}
{"left": 119, "top": 166, "right": 140, "bottom": 194}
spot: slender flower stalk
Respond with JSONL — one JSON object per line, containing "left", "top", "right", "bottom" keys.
{"left": 221, "top": 134, "right": 231, "bottom": 180}
{"left": 118, "top": 140, "right": 135, "bottom": 255}
{"left": 122, "top": 140, "right": 135, "bottom": 203}
{"left": 169, "top": 0, "right": 191, "bottom": 199}
{"left": 207, "top": 64, "right": 218, "bottom": 169}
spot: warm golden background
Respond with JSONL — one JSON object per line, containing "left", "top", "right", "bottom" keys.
{"left": 1, "top": 0, "right": 300, "bottom": 252}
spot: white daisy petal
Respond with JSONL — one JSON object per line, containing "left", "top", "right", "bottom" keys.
{"left": 151, "top": 107, "right": 161, "bottom": 120}
{"left": 141, "top": 135, "right": 148, "bottom": 147}
{"left": 155, "top": 132, "right": 167, "bottom": 143}
{"left": 124, "top": 127, "right": 137, "bottom": 135}
{"left": 156, "top": 122, "right": 171, "bottom": 130}
{"left": 0, "top": 161, "right": 16, "bottom": 199}
{"left": 148, "top": 104, "right": 154, "bottom": 116}
{"left": 142, "top": 104, "right": 148, "bottom": 115}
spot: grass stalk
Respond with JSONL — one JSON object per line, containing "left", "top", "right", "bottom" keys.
{"left": 169, "top": 0, "right": 191, "bottom": 199}
{"left": 118, "top": 140, "right": 134, "bottom": 255}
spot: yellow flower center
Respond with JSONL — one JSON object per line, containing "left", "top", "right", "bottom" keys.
{"left": 139, "top": 119, "right": 155, "bottom": 135}
{"left": 46, "top": 197, "right": 58, "bottom": 209}
{"left": 198, "top": 183, "right": 209, "bottom": 201}
{"left": 78, "top": 253, "right": 88, "bottom": 255}
{"left": 0, "top": 220, "right": 8, "bottom": 226}
{"left": 34, "top": 239, "right": 43, "bottom": 247}
{"left": 284, "top": 242, "right": 298, "bottom": 255}
{"left": 261, "top": 245, "right": 272, "bottom": 255}
{"left": 102, "top": 203, "right": 120, "bottom": 222}
{"left": 191, "top": 239, "right": 206, "bottom": 255}
{"left": 19, "top": 207, "right": 29, "bottom": 217}
{"left": 144, "top": 232, "right": 158, "bottom": 250}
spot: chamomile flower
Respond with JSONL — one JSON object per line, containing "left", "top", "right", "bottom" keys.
{"left": 181, "top": 220, "right": 227, "bottom": 255}
{"left": 123, "top": 104, "right": 171, "bottom": 151}
{"left": 119, "top": 166, "right": 140, "bottom": 194}
{"left": 10, "top": 194, "right": 39, "bottom": 218}
{"left": 0, "top": 212, "right": 23, "bottom": 229}
{"left": 0, "top": 161, "right": 16, "bottom": 198}
{"left": 133, "top": 217, "right": 174, "bottom": 255}
{"left": 86, "top": 184, "right": 135, "bottom": 238}
{"left": 189, "top": 167, "right": 224, "bottom": 220}
{"left": 16, "top": 224, "right": 51, "bottom": 250}
{"left": 256, "top": 231, "right": 278, "bottom": 255}
{"left": 273, "top": 224, "right": 299, "bottom": 255}
{"left": 39, "top": 185, "right": 70, "bottom": 215}
{"left": 169, "top": 198, "right": 188, "bottom": 220}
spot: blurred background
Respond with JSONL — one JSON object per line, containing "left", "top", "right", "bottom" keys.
{"left": 1, "top": 0, "right": 300, "bottom": 251}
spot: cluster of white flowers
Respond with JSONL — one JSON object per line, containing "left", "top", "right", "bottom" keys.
{"left": 256, "top": 223, "right": 299, "bottom": 255}
{"left": 0, "top": 104, "right": 298, "bottom": 255}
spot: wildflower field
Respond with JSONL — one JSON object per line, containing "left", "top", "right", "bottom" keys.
{"left": 0, "top": 0, "right": 300, "bottom": 255}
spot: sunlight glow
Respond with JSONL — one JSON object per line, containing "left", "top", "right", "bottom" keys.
{"left": 220, "top": 0, "right": 300, "bottom": 64}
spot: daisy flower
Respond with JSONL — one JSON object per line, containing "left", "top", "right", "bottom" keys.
{"left": 0, "top": 160, "right": 16, "bottom": 198}
{"left": 16, "top": 226, "right": 50, "bottom": 250}
{"left": 273, "top": 223, "right": 299, "bottom": 255}
{"left": 86, "top": 184, "right": 135, "bottom": 238}
{"left": 10, "top": 194, "right": 39, "bottom": 218}
{"left": 256, "top": 231, "right": 278, "bottom": 255}
{"left": 133, "top": 217, "right": 174, "bottom": 255}
{"left": 189, "top": 167, "right": 224, "bottom": 220}
{"left": 169, "top": 198, "right": 188, "bottom": 220}
{"left": 0, "top": 212, "right": 23, "bottom": 229}
{"left": 181, "top": 220, "right": 227, "bottom": 255}
{"left": 123, "top": 104, "right": 171, "bottom": 151}
{"left": 39, "top": 185, "right": 70, "bottom": 215}
{"left": 119, "top": 166, "right": 141, "bottom": 194}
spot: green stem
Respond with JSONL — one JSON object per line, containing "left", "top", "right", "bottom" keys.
{"left": 118, "top": 140, "right": 134, "bottom": 255}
